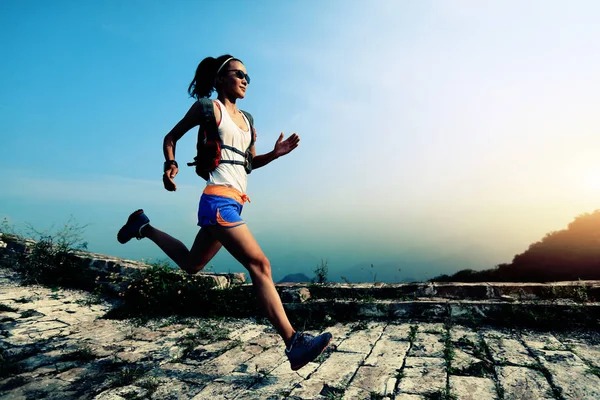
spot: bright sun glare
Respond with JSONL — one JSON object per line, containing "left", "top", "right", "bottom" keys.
{"left": 580, "top": 171, "right": 600, "bottom": 195}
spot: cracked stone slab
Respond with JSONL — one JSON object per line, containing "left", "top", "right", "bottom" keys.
{"left": 449, "top": 376, "right": 497, "bottom": 400}
{"left": 3, "top": 377, "right": 71, "bottom": 399}
{"left": 382, "top": 323, "right": 412, "bottom": 341}
{"left": 342, "top": 385, "right": 378, "bottom": 399}
{"left": 417, "top": 322, "right": 445, "bottom": 334}
{"left": 496, "top": 366, "right": 554, "bottom": 400}
{"left": 94, "top": 385, "right": 149, "bottom": 400}
{"left": 535, "top": 350, "right": 600, "bottom": 399}
{"left": 236, "top": 362, "right": 319, "bottom": 399}
{"left": 397, "top": 357, "right": 446, "bottom": 395}
{"left": 348, "top": 365, "right": 398, "bottom": 397}
{"left": 452, "top": 325, "right": 480, "bottom": 344}
{"left": 145, "top": 377, "right": 203, "bottom": 400}
{"left": 194, "top": 339, "right": 267, "bottom": 376}
{"left": 288, "top": 351, "right": 365, "bottom": 399}
{"left": 520, "top": 331, "right": 566, "bottom": 352}
{"left": 452, "top": 348, "right": 492, "bottom": 377}
{"left": 363, "top": 324, "right": 412, "bottom": 367}
{"left": 335, "top": 322, "right": 386, "bottom": 354}
{"left": 191, "top": 372, "right": 259, "bottom": 399}
{"left": 349, "top": 325, "right": 411, "bottom": 395}
{"left": 564, "top": 343, "right": 600, "bottom": 369}
{"left": 11, "top": 320, "right": 69, "bottom": 334}
{"left": 483, "top": 331, "right": 535, "bottom": 366}
{"left": 409, "top": 333, "right": 445, "bottom": 358}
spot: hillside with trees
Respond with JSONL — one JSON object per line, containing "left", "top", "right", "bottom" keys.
{"left": 431, "top": 209, "right": 600, "bottom": 282}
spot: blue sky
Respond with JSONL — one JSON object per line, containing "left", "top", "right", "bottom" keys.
{"left": 2, "top": 0, "right": 600, "bottom": 282}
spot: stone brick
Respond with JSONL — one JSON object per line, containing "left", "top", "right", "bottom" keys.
{"left": 496, "top": 366, "right": 554, "bottom": 400}
{"left": 449, "top": 376, "right": 496, "bottom": 400}
{"left": 398, "top": 357, "right": 446, "bottom": 395}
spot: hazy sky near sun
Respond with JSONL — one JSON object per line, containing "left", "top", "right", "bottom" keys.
{"left": 1, "top": 0, "right": 599, "bottom": 282}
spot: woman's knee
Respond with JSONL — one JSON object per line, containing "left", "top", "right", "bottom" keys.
{"left": 185, "top": 258, "right": 208, "bottom": 274}
{"left": 247, "top": 255, "right": 271, "bottom": 278}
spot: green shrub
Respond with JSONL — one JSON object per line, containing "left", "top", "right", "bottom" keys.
{"left": 105, "top": 263, "right": 260, "bottom": 319}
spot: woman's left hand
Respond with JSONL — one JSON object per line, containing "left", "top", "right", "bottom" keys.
{"left": 273, "top": 132, "right": 300, "bottom": 158}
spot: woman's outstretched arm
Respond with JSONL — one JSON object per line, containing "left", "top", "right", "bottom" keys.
{"left": 252, "top": 132, "right": 300, "bottom": 169}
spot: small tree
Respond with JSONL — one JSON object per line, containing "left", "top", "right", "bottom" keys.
{"left": 313, "top": 258, "right": 328, "bottom": 284}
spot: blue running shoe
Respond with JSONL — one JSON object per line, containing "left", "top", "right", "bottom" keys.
{"left": 285, "top": 331, "right": 332, "bottom": 371}
{"left": 117, "top": 209, "right": 150, "bottom": 244}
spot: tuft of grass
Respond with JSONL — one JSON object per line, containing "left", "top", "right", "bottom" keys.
{"left": 59, "top": 345, "right": 96, "bottom": 362}
{"left": 585, "top": 364, "right": 600, "bottom": 378}
{"left": 19, "top": 309, "right": 40, "bottom": 318}
{"left": 75, "top": 294, "right": 103, "bottom": 307}
{"left": 252, "top": 365, "right": 272, "bottom": 385}
{"left": 314, "top": 352, "right": 327, "bottom": 364}
{"left": 157, "top": 315, "right": 188, "bottom": 328}
{"left": 362, "top": 295, "right": 376, "bottom": 303}
{"left": 351, "top": 321, "right": 369, "bottom": 332}
{"left": 176, "top": 321, "right": 232, "bottom": 360}
{"left": 408, "top": 325, "right": 419, "bottom": 343}
{"left": 322, "top": 382, "right": 346, "bottom": 400}
{"left": 314, "top": 344, "right": 335, "bottom": 365}
{"left": 0, "top": 304, "right": 17, "bottom": 312}
{"left": 523, "top": 362, "right": 543, "bottom": 371}
{"left": 424, "top": 389, "right": 458, "bottom": 400}
{"left": 474, "top": 337, "right": 492, "bottom": 361}
{"left": 137, "top": 376, "right": 160, "bottom": 395}
{"left": 442, "top": 328, "right": 455, "bottom": 371}
{"left": 109, "top": 365, "right": 148, "bottom": 388}
{"left": 494, "top": 381, "right": 505, "bottom": 400}
{"left": 14, "top": 297, "right": 32, "bottom": 304}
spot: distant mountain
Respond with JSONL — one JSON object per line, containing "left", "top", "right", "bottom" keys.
{"left": 278, "top": 273, "right": 311, "bottom": 283}
{"left": 335, "top": 258, "right": 465, "bottom": 283}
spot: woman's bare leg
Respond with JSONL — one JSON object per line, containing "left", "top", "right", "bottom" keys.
{"left": 141, "top": 225, "right": 222, "bottom": 274}
{"left": 206, "top": 224, "right": 296, "bottom": 347}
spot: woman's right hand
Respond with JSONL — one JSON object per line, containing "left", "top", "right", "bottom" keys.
{"left": 163, "top": 166, "right": 178, "bottom": 191}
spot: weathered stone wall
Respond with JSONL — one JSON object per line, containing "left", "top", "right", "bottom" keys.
{"left": 2, "top": 234, "right": 600, "bottom": 327}
{"left": 0, "top": 235, "right": 246, "bottom": 293}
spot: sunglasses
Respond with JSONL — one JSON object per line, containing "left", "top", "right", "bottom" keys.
{"left": 227, "top": 69, "right": 250, "bottom": 84}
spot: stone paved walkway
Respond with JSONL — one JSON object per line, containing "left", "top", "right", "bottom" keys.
{"left": 1, "top": 270, "right": 600, "bottom": 400}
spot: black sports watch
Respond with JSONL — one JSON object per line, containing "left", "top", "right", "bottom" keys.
{"left": 164, "top": 160, "right": 178, "bottom": 171}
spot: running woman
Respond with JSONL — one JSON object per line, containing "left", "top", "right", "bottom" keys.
{"left": 117, "top": 54, "right": 331, "bottom": 371}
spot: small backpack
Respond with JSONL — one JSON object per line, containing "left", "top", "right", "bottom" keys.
{"left": 186, "top": 98, "right": 256, "bottom": 180}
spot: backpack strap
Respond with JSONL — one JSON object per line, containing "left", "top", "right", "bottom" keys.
{"left": 240, "top": 110, "right": 255, "bottom": 149}
{"left": 221, "top": 144, "right": 246, "bottom": 157}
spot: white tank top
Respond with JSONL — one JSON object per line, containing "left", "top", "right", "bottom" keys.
{"left": 207, "top": 99, "right": 252, "bottom": 194}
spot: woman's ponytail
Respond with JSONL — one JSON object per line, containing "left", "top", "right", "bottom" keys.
{"left": 187, "top": 54, "right": 235, "bottom": 99}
